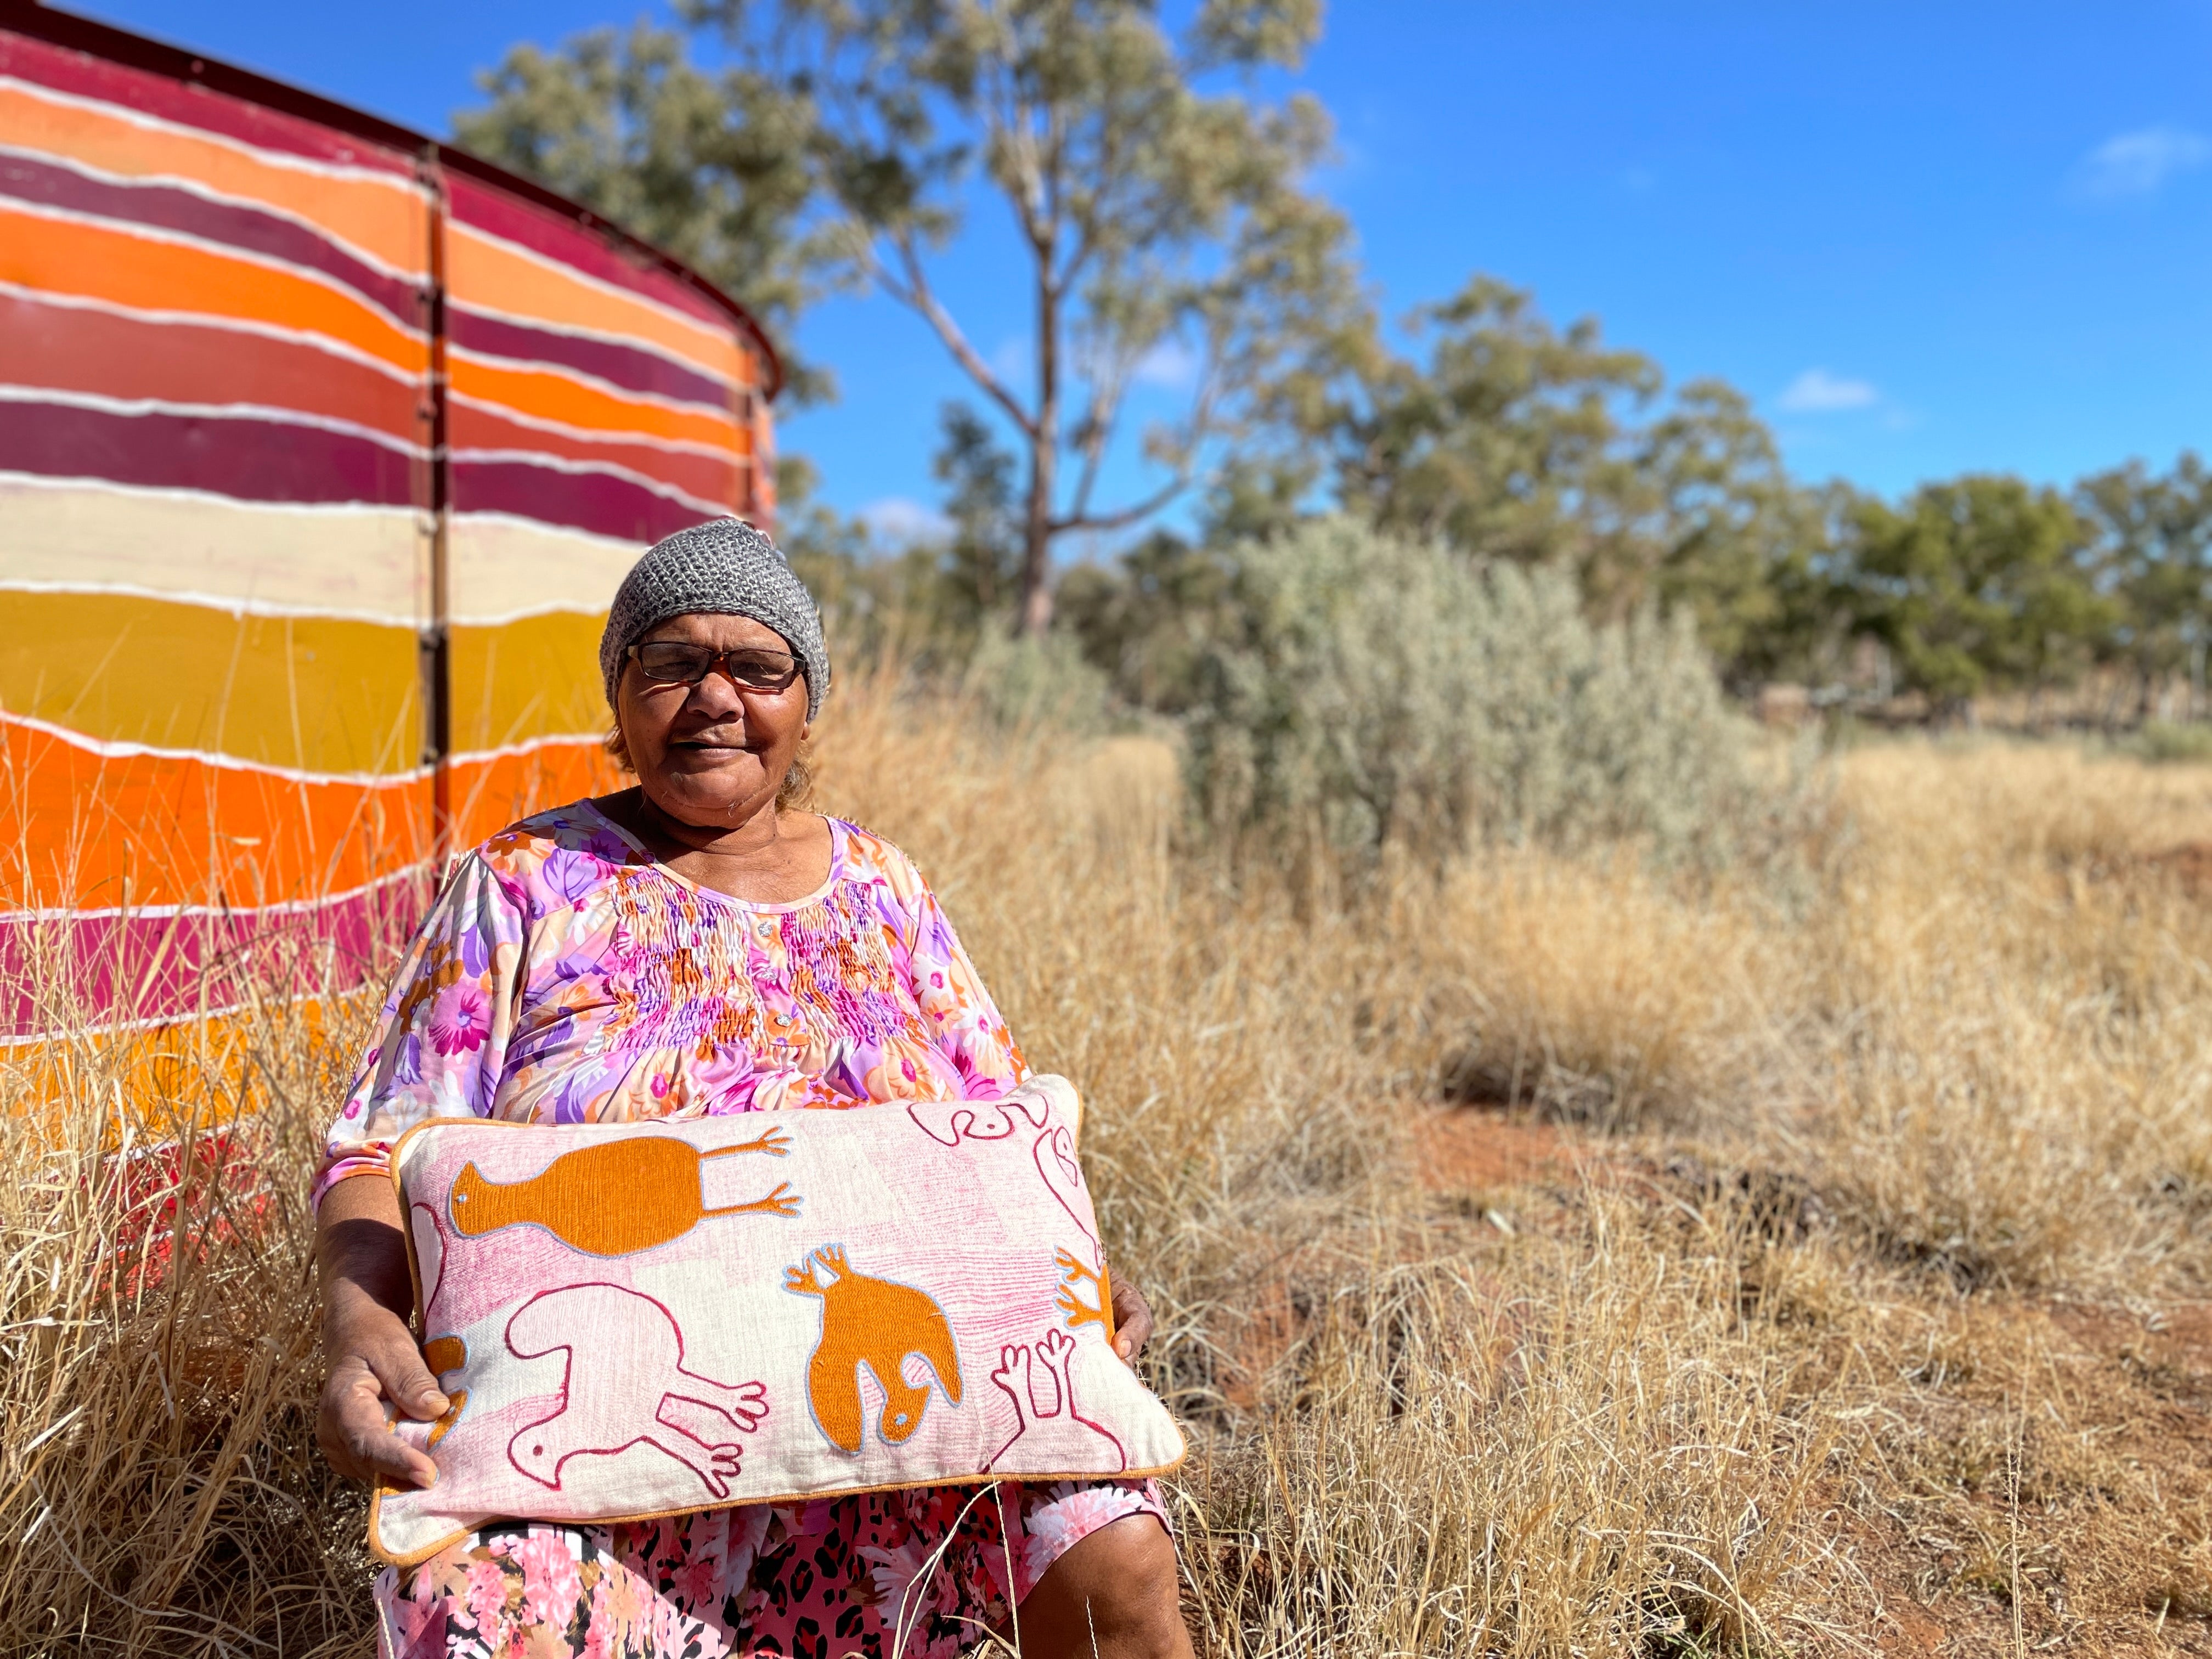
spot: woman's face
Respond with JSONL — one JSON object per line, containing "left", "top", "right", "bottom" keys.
{"left": 614, "top": 611, "right": 810, "bottom": 829}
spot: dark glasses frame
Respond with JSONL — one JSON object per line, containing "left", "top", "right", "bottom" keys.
{"left": 625, "top": 641, "right": 803, "bottom": 693}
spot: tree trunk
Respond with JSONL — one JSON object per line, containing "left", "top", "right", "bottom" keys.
{"left": 1017, "top": 267, "right": 1059, "bottom": 638}
{"left": 1018, "top": 437, "right": 1056, "bottom": 636}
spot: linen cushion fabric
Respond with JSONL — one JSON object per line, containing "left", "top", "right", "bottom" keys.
{"left": 373, "top": 1076, "right": 1184, "bottom": 1565}
{"left": 599, "top": 517, "right": 830, "bottom": 718}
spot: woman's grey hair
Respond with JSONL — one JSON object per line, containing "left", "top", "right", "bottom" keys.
{"left": 599, "top": 518, "right": 830, "bottom": 719}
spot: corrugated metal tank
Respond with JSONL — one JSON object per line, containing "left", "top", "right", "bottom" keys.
{"left": 0, "top": 8, "right": 781, "bottom": 1035}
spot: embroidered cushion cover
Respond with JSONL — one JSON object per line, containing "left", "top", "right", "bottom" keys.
{"left": 372, "top": 1076, "right": 1186, "bottom": 1565}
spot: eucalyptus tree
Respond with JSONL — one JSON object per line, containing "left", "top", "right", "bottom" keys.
{"left": 462, "top": 2, "right": 1364, "bottom": 635}
{"left": 690, "top": 0, "right": 1361, "bottom": 632}
{"left": 1323, "top": 278, "right": 1820, "bottom": 679}
{"left": 1838, "top": 476, "right": 2114, "bottom": 716}
{"left": 457, "top": 22, "right": 832, "bottom": 399}
{"left": 2076, "top": 454, "right": 2212, "bottom": 716}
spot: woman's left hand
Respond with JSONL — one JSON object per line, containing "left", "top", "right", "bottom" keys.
{"left": 1108, "top": 1265, "right": 1155, "bottom": 1365}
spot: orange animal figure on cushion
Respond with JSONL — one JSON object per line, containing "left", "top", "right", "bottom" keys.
{"left": 783, "top": 1244, "right": 962, "bottom": 1453}
{"left": 419, "top": 1335, "right": 470, "bottom": 1448}
{"left": 448, "top": 1125, "right": 798, "bottom": 1256}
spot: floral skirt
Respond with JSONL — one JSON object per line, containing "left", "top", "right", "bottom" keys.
{"left": 375, "top": 1479, "right": 1167, "bottom": 1659}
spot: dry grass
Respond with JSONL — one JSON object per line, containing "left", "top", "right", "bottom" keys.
{"left": 8, "top": 690, "right": 2212, "bottom": 1656}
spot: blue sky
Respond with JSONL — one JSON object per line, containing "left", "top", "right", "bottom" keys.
{"left": 69, "top": 0, "right": 2212, "bottom": 540}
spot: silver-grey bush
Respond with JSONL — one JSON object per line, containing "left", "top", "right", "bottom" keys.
{"left": 1187, "top": 516, "right": 1788, "bottom": 868}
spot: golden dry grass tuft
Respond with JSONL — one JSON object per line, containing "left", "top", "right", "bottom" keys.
{"left": 7, "top": 688, "right": 2212, "bottom": 1655}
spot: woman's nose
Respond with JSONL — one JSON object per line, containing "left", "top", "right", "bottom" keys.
{"left": 684, "top": 675, "right": 747, "bottom": 718}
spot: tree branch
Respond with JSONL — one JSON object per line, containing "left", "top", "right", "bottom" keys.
{"left": 872, "top": 231, "right": 1039, "bottom": 438}
{"left": 1049, "top": 470, "right": 1193, "bottom": 537}
{"left": 1064, "top": 356, "right": 1134, "bottom": 524}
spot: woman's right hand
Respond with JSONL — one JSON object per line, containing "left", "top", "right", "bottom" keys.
{"left": 317, "top": 1289, "right": 447, "bottom": 1488}
{"left": 314, "top": 1175, "right": 446, "bottom": 1489}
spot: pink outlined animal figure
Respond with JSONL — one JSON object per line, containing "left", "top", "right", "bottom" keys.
{"left": 904, "top": 1091, "right": 1053, "bottom": 1148}
{"left": 410, "top": 1201, "right": 448, "bottom": 1316}
{"left": 783, "top": 1244, "right": 961, "bottom": 1453}
{"left": 1033, "top": 1124, "right": 1100, "bottom": 1265}
{"left": 505, "top": 1282, "right": 767, "bottom": 1498}
{"left": 987, "top": 1328, "right": 1126, "bottom": 1474}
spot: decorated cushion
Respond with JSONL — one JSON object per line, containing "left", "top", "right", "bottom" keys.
{"left": 371, "top": 1076, "right": 1186, "bottom": 1565}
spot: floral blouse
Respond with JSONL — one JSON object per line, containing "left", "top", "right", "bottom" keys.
{"left": 318, "top": 801, "right": 1028, "bottom": 1197}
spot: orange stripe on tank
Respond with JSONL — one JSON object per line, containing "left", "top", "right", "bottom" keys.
{"left": 0, "top": 82, "right": 428, "bottom": 276}
{"left": 0, "top": 726, "right": 624, "bottom": 916}
{"left": 0, "top": 717, "right": 433, "bottom": 915}
{"left": 445, "top": 226, "right": 749, "bottom": 387}
{"left": 448, "top": 354, "right": 742, "bottom": 452}
{"left": 0, "top": 203, "right": 426, "bottom": 374}
{"left": 444, "top": 741, "right": 625, "bottom": 854}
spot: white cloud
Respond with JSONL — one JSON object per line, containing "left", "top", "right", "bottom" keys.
{"left": 1778, "top": 369, "right": 1879, "bottom": 413}
{"left": 1134, "top": 337, "right": 1199, "bottom": 390}
{"left": 857, "top": 497, "right": 952, "bottom": 546}
{"left": 2070, "top": 126, "right": 2211, "bottom": 199}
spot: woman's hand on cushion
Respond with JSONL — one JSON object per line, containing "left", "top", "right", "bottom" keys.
{"left": 317, "top": 1291, "right": 447, "bottom": 1488}
{"left": 314, "top": 1173, "right": 444, "bottom": 1488}
{"left": 1108, "top": 1265, "right": 1155, "bottom": 1366}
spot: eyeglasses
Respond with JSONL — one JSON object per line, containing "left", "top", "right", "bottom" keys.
{"left": 627, "top": 641, "right": 803, "bottom": 693}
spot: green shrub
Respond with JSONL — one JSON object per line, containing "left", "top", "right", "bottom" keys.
{"left": 1185, "top": 516, "right": 1795, "bottom": 868}
{"left": 2128, "top": 719, "right": 2212, "bottom": 765}
{"left": 962, "top": 624, "right": 1113, "bottom": 734}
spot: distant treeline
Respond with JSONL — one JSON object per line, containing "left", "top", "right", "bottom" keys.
{"left": 786, "top": 277, "right": 2210, "bottom": 727}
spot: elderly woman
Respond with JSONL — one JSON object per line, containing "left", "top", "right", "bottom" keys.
{"left": 315, "top": 520, "right": 1190, "bottom": 1659}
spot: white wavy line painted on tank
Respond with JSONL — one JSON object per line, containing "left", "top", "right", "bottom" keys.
{"left": 0, "top": 708, "right": 600, "bottom": 787}
{"left": 0, "top": 578, "right": 423, "bottom": 628}
{"left": 0, "top": 282, "right": 423, "bottom": 383}
{"left": 0, "top": 385, "right": 425, "bottom": 456}
{"left": 0, "top": 863, "right": 427, "bottom": 923}
{"left": 0, "top": 75, "right": 426, "bottom": 191}
{"left": 0, "top": 139, "right": 428, "bottom": 283}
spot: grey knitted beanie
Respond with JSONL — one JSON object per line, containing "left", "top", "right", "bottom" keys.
{"left": 599, "top": 518, "right": 829, "bottom": 720}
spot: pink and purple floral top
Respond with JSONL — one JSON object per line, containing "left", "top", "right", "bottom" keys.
{"left": 317, "top": 801, "right": 1029, "bottom": 1201}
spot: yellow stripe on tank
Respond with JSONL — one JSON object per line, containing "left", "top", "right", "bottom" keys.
{"left": 0, "top": 591, "right": 424, "bottom": 777}
{"left": 448, "top": 612, "right": 611, "bottom": 754}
